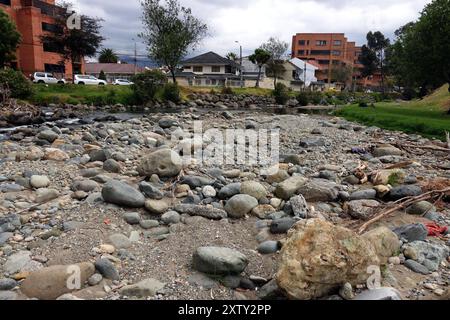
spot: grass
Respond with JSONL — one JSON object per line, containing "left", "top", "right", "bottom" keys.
{"left": 180, "top": 86, "right": 273, "bottom": 96}
{"left": 335, "top": 84, "right": 450, "bottom": 140}
{"left": 31, "top": 84, "right": 134, "bottom": 106}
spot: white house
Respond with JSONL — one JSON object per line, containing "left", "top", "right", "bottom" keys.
{"left": 288, "top": 57, "right": 318, "bottom": 87}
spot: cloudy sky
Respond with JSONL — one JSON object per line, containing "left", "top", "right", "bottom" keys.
{"left": 71, "top": 0, "right": 431, "bottom": 59}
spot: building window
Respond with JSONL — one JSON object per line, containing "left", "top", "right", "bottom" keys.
{"left": 298, "top": 40, "right": 306, "bottom": 45}
{"left": 318, "top": 60, "right": 330, "bottom": 65}
{"left": 332, "top": 50, "right": 341, "bottom": 56}
{"left": 205, "top": 79, "right": 211, "bottom": 85}
{"left": 316, "top": 40, "right": 327, "bottom": 46}
{"left": 193, "top": 66, "right": 203, "bottom": 72}
{"left": 184, "top": 66, "right": 191, "bottom": 70}
{"left": 43, "top": 41, "right": 63, "bottom": 53}
{"left": 297, "top": 50, "right": 305, "bottom": 55}
{"left": 333, "top": 40, "right": 342, "bottom": 46}
{"left": 211, "top": 79, "right": 217, "bottom": 85}
{"left": 310, "top": 50, "right": 330, "bottom": 55}
{"left": 211, "top": 66, "right": 221, "bottom": 73}
{"left": 42, "top": 22, "right": 62, "bottom": 33}
{"left": 44, "top": 63, "right": 65, "bottom": 74}
{"left": 0, "top": 0, "right": 11, "bottom": 6}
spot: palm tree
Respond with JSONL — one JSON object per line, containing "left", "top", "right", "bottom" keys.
{"left": 226, "top": 52, "right": 238, "bottom": 62}
{"left": 98, "top": 48, "right": 118, "bottom": 63}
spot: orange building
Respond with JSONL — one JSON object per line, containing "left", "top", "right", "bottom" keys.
{"left": 0, "top": 0, "right": 84, "bottom": 80}
{"left": 291, "top": 33, "right": 380, "bottom": 87}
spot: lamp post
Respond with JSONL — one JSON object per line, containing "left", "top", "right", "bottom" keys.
{"left": 235, "top": 41, "right": 243, "bottom": 88}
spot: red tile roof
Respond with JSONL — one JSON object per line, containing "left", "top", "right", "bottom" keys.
{"left": 85, "top": 63, "right": 145, "bottom": 74}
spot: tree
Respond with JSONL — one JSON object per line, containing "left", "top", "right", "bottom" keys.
{"left": 140, "top": 0, "right": 208, "bottom": 83}
{"left": 40, "top": 2, "right": 104, "bottom": 76}
{"left": 0, "top": 9, "right": 21, "bottom": 68}
{"left": 359, "top": 45, "right": 377, "bottom": 78}
{"left": 226, "top": 52, "right": 238, "bottom": 62}
{"left": 261, "top": 37, "right": 289, "bottom": 86}
{"left": 98, "top": 48, "right": 118, "bottom": 63}
{"left": 98, "top": 70, "right": 106, "bottom": 80}
{"left": 387, "top": 0, "right": 450, "bottom": 93}
{"left": 248, "top": 48, "right": 271, "bottom": 88}
{"left": 331, "top": 64, "right": 353, "bottom": 88}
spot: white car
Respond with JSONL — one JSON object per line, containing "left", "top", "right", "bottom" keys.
{"left": 113, "top": 79, "right": 134, "bottom": 86}
{"left": 32, "top": 72, "right": 66, "bottom": 84}
{"left": 74, "top": 75, "right": 107, "bottom": 85}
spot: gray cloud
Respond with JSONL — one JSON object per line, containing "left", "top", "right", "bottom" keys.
{"left": 71, "top": 0, "right": 431, "bottom": 60}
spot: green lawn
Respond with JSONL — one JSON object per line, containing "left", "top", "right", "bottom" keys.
{"left": 31, "top": 84, "right": 134, "bottom": 106}
{"left": 335, "top": 85, "right": 450, "bottom": 140}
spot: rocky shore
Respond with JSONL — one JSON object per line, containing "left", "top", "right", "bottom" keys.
{"left": 0, "top": 107, "right": 449, "bottom": 300}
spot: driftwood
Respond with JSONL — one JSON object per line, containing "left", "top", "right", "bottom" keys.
{"left": 397, "top": 143, "right": 450, "bottom": 152}
{"left": 357, "top": 186, "right": 450, "bottom": 234}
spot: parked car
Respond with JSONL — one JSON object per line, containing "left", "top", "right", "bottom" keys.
{"left": 32, "top": 72, "right": 66, "bottom": 84}
{"left": 113, "top": 79, "right": 134, "bottom": 86}
{"left": 74, "top": 75, "right": 107, "bottom": 85}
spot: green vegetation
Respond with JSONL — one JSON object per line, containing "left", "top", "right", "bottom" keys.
{"left": 272, "top": 83, "right": 290, "bottom": 105}
{"left": 0, "top": 68, "right": 34, "bottom": 100}
{"left": 335, "top": 85, "right": 450, "bottom": 140}
{"left": 131, "top": 69, "right": 167, "bottom": 104}
{"left": 162, "top": 83, "right": 181, "bottom": 103}
{"left": 0, "top": 9, "right": 21, "bottom": 68}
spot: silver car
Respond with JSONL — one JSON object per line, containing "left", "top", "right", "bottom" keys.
{"left": 32, "top": 72, "right": 66, "bottom": 84}
{"left": 113, "top": 79, "right": 134, "bottom": 86}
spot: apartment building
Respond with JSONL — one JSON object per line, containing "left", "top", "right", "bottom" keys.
{"left": 292, "top": 33, "right": 373, "bottom": 87}
{"left": 0, "top": 0, "right": 84, "bottom": 79}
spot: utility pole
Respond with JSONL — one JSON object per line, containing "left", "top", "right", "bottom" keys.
{"left": 235, "top": 41, "right": 243, "bottom": 88}
{"left": 132, "top": 38, "right": 137, "bottom": 75}
{"left": 304, "top": 60, "right": 307, "bottom": 91}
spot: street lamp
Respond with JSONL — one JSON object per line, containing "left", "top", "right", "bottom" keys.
{"left": 235, "top": 41, "right": 243, "bottom": 88}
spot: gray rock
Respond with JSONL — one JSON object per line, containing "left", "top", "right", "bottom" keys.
{"left": 0, "top": 232, "right": 13, "bottom": 245}
{"left": 192, "top": 246, "right": 248, "bottom": 275}
{"left": 389, "top": 185, "right": 422, "bottom": 200}
{"left": 4, "top": 251, "right": 32, "bottom": 274}
{"left": 218, "top": 183, "right": 241, "bottom": 199}
{"left": 274, "top": 176, "right": 308, "bottom": 200}
{"left": 103, "top": 159, "right": 121, "bottom": 173}
{"left": 257, "top": 279, "right": 283, "bottom": 300}
{"left": 225, "top": 194, "right": 258, "bottom": 218}
{"left": 187, "top": 272, "right": 218, "bottom": 289}
{"left": 349, "top": 189, "right": 377, "bottom": 200}
{"left": 108, "top": 233, "right": 132, "bottom": 249}
{"left": 72, "top": 180, "right": 99, "bottom": 192}
{"left": 299, "top": 137, "right": 327, "bottom": 147}
{"left": 30, "top": 175, "right": 50, "bottom": 188}
{"left": 202, "top": 185, "right": 217, "bottom": 198}
{"left": 404, "top": 259, "right": 431, "bottom": 274}
{"left": 354, "top": 287, "right": 402, "bottom": 300}
{"left": 62, "top": 221, "right": 84, "bottom": 231}
{"left": 88, "top": 273, "right": 103, "bottom": 286}
{"left": 296, "top": 178, "right": 339, "bottom": 202}
{"left": 161, "top": 211, "right": 181, "bottom": 224}
{"left": 257, "top": 241, "right": 280, "bottom": 254}
{"left": 393, "top": 223, "right": 427, "bottom": 242}
{"left": 143, "top": 226, "right": 169, "bottom": 237}
{"left": 37, "top": 130, "right": 58, "bottom": 143}
{"left": 94, "top": 258, "right": 120, "bottom": 280}
{"left": 347, "top": 199, "right": 380, "bottom": 220}
{"left": 35, "top": 188, "right": 60, "bottom": 203}
{"left": 174, "top": 204, "right": 227, "bottom": 220}
{"left": 120, "top": 278, "right": 165, "bottom": 297}
{"left": 240, "top": 181, "right": 267, "bottom": 200}
{"left": 289, "top": 195, "right": 309, "bottom": 218}
{"left": 0, "top": 278, "right": 17, "bottom": 290}
{"left": 372, "top": 146, "right": 402, "bottom": 157}
{"left": 0, "top": 183, "right": 24, "bottom": 193}
{"left": 158, "top": 117, "right": 178, "bottom": 128}
{"left": 139, "top": 181, "right": 164, "bottom": 199}
{"left": 406, "top": 201, "right": 435, "bottom": 215}
{"left": 123, "top": 212, "right": 141, "bottom": 225}
{"left": 137, "top": 149, "right": 182, "bottom": 178}
{"left": 0, "top": 291, "right": 17, "bottom": 300}
{"left": 423, "top": 211, "right": 443, "bottom": 222}
{"left": 270, "top": 217, "right": 296, "bottom": 234}
{"left": 220, "top": 275, "right": 241, "bottom": 288}
{"left": 403, "top": 241, "right": 448, "bottom": 272}
{"left": 181, "top": 176, "right": 215, "bottom": 188}
{"left": 139, "top": 219, "right": 160, "bottom": 229}
{"left": 101, "top": 180, "right": 145, "bottom": 208}
{"left": 89, "top": 149, "right": 108, "bottom": 162}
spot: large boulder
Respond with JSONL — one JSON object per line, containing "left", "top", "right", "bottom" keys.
{"left": 296, "top": 178, "right": 339, "bottom": 202}
{"left": 137, "top": 149, "right": 182, "bottom": 178}
{"left": 192, "top": 246, "right": 248, "bottom": 275}
{"left": 274, "top": 176, "right": 308, "bottom": 200}
{"left": 276, "top": 219, "right": 379, "bottom": 300}
{"left": 362, "top": 227, "right": 400, "bottom": 263}
{"left": 347, "top": 199, "right": 380, "bottom": 220}
{"left": 402, "top": 241, "right": 449, "bottom": 272}
{"left": 101, "top": 180, "right": 145, "bottom": 208}
{"left": 20, "top": 262, "right": 95, "bottom": 300}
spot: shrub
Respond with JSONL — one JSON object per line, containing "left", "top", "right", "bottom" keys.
{"left": 162, "top": 83, "right": 181, "bottom": 103}
{"left": 221, "top": 86, "right": 234, "bottom": 95}
{"left": 0, "top": 68, "right": 33, "bottom": 100}
{"left": 358, "top": 100, "right": 369, "bottom": 108}
{"left": 131, "top": 70, "right": 167, "bottom": 104}
{"left": 296, "top": 92, "right": 309, "bottom": 106}
{"left": 273, "top": 83, "right": 289, "bottom": 105}
{"left": 309, "top": 91, "right": 323, "bottom": 105}
{"left": 402, "top": 87, "right": 417, "bottom": 101}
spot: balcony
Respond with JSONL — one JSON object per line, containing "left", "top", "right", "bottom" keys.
{"left": 20, "top": 0, "right": 66, "bottom": 17}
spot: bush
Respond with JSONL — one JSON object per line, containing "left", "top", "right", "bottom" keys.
{"left": 131, "top": 70, "right": 167, "bottom": 104}
{"left": 309, "top": 91, "right": 323, "bottom": 105}
{"left": 358, "top": 100, "right": 369, "bottom": 108}
{"left": 273, "top": 83, "right": 289, "bottom": 105}
{"left": 221, "top": 86, "right": 234, "bottom": 95}
{"left": 0, "top": 68, "right": 33, "bottom": 100}
{"left": 402, "top": 87, "right": 417, "bottom": 101}
{"left": 296, "top": 92, "right": 309, "bottom": 106}
{"left": 162, "top": 83, "right": 181, "bottom": 103}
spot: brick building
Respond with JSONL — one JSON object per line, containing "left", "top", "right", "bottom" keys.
{"left": 0, "top": 0, "right": 84, "bottom": 79}
{"left": 291, "top": 33, "right": 380, "bottom": 88}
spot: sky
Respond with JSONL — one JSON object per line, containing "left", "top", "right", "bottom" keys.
{"left": 70, "top": 0, "right": 432, "bottom": 59}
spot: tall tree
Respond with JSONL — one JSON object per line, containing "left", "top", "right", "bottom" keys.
{"left": 98, "top": 48, "right": 118, "bottom": 63}
{"left": 140, "top": 0, "right": 208, "bottom": 83}
{"left": 366, "top": 31, "right": 390, "bottom": 92}
{"left": 226, "top": 52, "right": 238, "bottom": 62}
{"left": 261, "top": 37, "right": 289, "bottom": 86}
{"left": 387, "top": 0, "right": 450, "bottom": 93}
{"left": 331, "top": 64, "right": 353, "bottom": 88}
{"left": 0, "top": 9, "right": 21, "bottom": 68}
{"left": 249, "top": 48, "right": 271, "bottom": 88}
{"left": 41, "top": 2, "right": 104, "bottom": 76}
